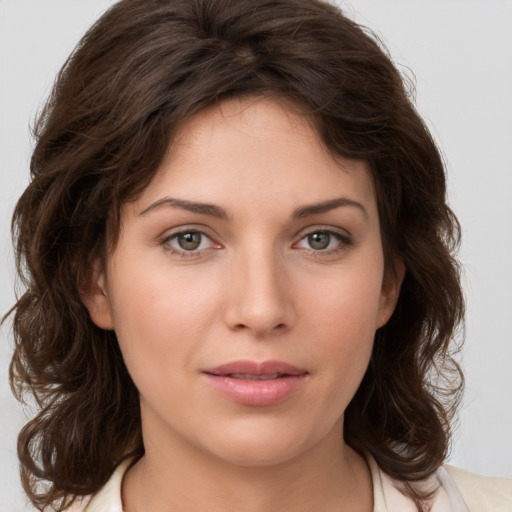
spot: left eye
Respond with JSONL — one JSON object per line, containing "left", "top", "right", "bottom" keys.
{"left": 296, "top": 230, "right": 344, "bottom": 251}
{"left": 165, "top": 230, "right": 214, "bottom": 252}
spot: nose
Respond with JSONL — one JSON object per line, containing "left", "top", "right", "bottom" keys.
{"left": 223, "top": 248, "right": 294, "bottom": 337}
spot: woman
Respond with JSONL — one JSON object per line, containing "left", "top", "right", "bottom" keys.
{"left": 6, "top": 0, "right": 511, "bottom": 511}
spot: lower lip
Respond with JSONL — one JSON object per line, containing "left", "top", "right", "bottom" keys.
{"left": 203, "top": 374, "right": 308, "bottom": 406}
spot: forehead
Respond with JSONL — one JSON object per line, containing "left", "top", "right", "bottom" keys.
{"left": 134, "top": 96, "right": 376, "bottom": 215}
{"left": 176, "top": 96, "right": 315, "bottom": 144}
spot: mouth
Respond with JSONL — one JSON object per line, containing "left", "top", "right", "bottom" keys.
{"left": 202, "top": 360, "right": 308, "bottom": 406}
{"left": 203, "top": 360, "right": 308, "bottom": 378}
{"left": 223, "top": 373, "right": 288, "bottom": 380}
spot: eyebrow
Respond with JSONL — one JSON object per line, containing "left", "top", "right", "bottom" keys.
{"left": 292, "top": 197, "right": 368, "bottom": 219}
{"left": 139, "top": 197, "right": 229, "bottom": 219}
{"left": 139, "top": 195, "right": 367, "bottom": 219}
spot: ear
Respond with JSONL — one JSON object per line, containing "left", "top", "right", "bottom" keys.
{"left": 376, "top": 259, "right": 405, "bottom": 329}
{"left": 80, "top": 259, "right": 115, "bottom": 330}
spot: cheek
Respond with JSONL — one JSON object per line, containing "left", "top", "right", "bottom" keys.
{"left": 310, "top": 284, "right": 377, "bottom": 377}
{"left": 108, "top": 262, "right": 221, "bottom": 382}
{"left": 302, "top": 261, "right": 384, "bottom": 337}
{"left": 297, "top": 260, "right": 383, "bottom": 390}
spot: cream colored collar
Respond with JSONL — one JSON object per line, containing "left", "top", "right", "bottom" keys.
{"left": 77, "top": 456, "right": 471, "bottom": 512}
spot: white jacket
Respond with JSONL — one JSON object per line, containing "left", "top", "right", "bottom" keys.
{"left": 67, "top": 457, "right": 512, "bottom": 512}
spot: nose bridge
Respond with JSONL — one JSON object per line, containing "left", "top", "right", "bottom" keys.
{"left": 225, "top": 239, "right": 291, "bottom": 335}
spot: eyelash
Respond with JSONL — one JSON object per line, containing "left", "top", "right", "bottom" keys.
{"left": 294, "top": 229, "right": 353, "bottom": 256}
{"left": 160, "top": 228, "right": 219, "bottom": 258}
{"left": 159, "top": 227, "right": 353, "bottom": 258}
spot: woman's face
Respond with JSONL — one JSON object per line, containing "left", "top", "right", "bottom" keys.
{"left": 86, "top": 97, "right": 402, "bottom": 467}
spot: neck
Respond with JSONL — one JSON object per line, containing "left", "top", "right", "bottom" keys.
{"left": 122, "top": 420, "right": 373, "bottom": 512}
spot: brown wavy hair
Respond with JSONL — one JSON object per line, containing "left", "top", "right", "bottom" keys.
{"left": 7, "top": 0, "right": 464, "bottom": 510}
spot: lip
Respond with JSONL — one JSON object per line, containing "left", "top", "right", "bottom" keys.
{"left": 202, "top": 360, "right": 308, "bottom": 406}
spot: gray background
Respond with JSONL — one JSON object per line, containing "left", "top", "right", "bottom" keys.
{"left": 1, "top": 1, "right": 511, "bottom": 510}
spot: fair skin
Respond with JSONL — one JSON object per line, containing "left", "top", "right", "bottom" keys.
{"left": 84, "top": 97, "right": 404, "bottom": 512}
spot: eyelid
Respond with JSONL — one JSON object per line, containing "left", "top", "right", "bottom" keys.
{"left": 159, "top": 223, "right": 218, "bottom": 241}
{"left": 292, "top": 226, "right": 353, "bottom": 253}
{"left": 294, "top": 225, "right": 352, "bottom": 242}
{"left": 159, "top": 225, "right": 222, "bottom": 256}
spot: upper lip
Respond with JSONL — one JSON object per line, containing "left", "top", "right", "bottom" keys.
{"left": 203, "top": 360, "right": 308, "bottom": 376}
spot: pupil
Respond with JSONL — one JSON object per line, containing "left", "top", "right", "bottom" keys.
{"left": 178, "top": 232, "right": 201, "bottom": 250}
{"left": 308, "top": 232, "right": 330, "bottom": 250}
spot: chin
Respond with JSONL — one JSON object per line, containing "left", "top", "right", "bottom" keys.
{"left": 196, "top": 417, "right": 329, "bottom": 468}
{"left": 210, "top": 440, "right": 306, "bottom": 468}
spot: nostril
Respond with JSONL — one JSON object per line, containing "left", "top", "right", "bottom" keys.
{"left": 232, "top": 322, "right": 287, "bottom": 333}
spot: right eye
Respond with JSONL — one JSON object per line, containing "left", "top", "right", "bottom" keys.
{"left": 161, "top": 230, "right": 218, "bottom": 256}
{"left": 301, "top": 231, "right": 337, "bottom": 251}
{"left": 294, "top": 229, "right": 352, "bottom": 253}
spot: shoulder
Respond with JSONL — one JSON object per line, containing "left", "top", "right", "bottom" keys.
{"left": 443, "top": 465, "right": 512, "bottom": 512}
{"left": 62, "top": 500, "right": 90, "bottom": 512}
{"left": 63, "top": 459, "right": 130, "bottom": 512}
{"left": 368, "top": 454, "right": 512, "bottom": 512}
